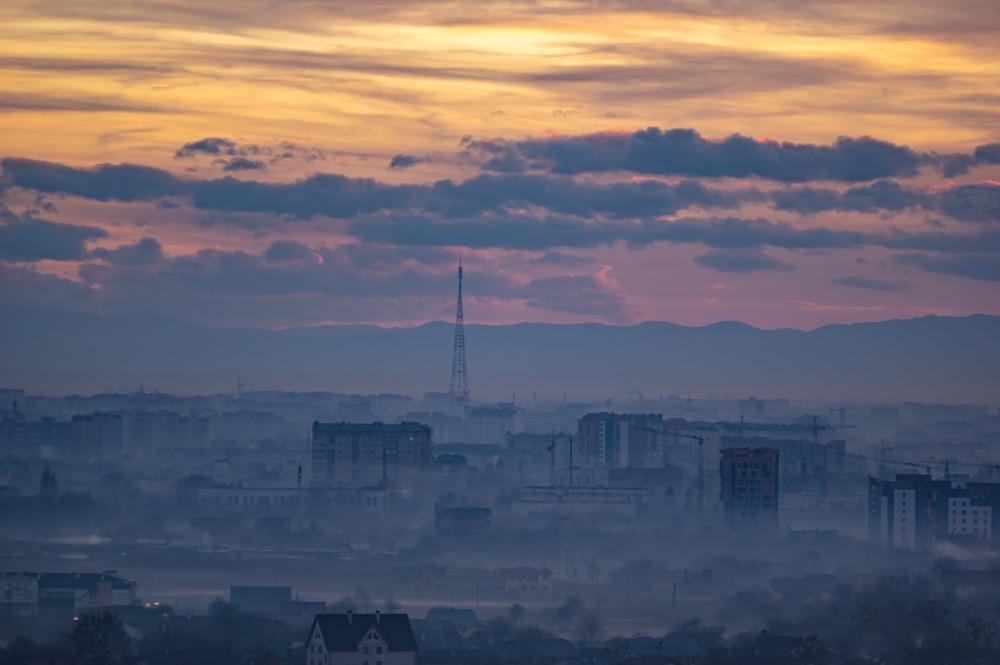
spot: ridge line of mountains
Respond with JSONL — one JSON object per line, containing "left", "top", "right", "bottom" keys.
{"left": 2, "top": 304, "right": 998, "bottom": 403}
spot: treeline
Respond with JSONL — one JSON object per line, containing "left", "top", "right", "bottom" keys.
{"left": 1, "top": 574, "right": 998, "bottom": 665}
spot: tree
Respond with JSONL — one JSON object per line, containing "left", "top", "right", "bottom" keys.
{"left": 72, "top": 611, "right": 131, "bottom": 665}
{"left": 790, "top": 635, "right": 832, "bottom": 665}
{"left": 471, "top": 617, "right": 514, "bottom": 649}
{"left": 553, "top": 594, "right": 583, "bottom": 626}
{"left": 508, "top": 603, "right": 525, "bottom": 625}
{"left": 965, "top": 616, "right": 996, "bottom": 661}
{"left": 40, "top": 467, "right": 58, "bottom": 499}
{"left": 1, "top": 636, "right": 39, "bottom": 665}
{"left": 576, "top": 613, "right": 603, "bottom": 648}
{"left": 209, "top": 600, "right": 249, "bottom": 662}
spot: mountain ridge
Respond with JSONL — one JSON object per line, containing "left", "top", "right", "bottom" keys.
{"left": 1, "top": 304, "right": 998, "bottom": 403}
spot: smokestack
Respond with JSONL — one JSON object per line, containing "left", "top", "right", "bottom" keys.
{"left": 347, "top": 610, "right": 353, "bottom": 623}
{"left": 375, "top": 610, "right": 381, "bottom": 623}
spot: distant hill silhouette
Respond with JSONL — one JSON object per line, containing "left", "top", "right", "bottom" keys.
{"left": 1, "top": 304, "right": 998, "bottom": 403}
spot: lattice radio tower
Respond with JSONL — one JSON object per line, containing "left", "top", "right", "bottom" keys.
{"left": 448, "top": 259, "right": 470, "bottom": 402}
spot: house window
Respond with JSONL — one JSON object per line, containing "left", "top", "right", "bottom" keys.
{"left": 376, "top": 646, "right": 383, "bottom": 654}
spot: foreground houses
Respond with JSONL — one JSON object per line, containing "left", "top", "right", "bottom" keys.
{"left": 0, "top": 571, "right": 137, "bottom": 620}
{"left": 307, "top": 611, "right": 417, "bottom": 665}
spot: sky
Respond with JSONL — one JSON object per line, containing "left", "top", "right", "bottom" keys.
{"left": 0, "top": 0, "right": 998, "bottom": 330}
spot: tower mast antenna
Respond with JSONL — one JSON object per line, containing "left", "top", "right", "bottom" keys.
{"left": 448, "top": 258, "right": 470, "bottom": 403}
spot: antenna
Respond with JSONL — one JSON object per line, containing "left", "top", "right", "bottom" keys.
{"left": 448, "top": 259, "right": 470, "bottom": 403}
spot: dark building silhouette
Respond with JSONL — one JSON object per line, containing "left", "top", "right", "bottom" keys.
{"left": 720, "top": 447, "right": 779, "bottom": 532}
{"left": 311, "top": 421, "right": 432, "bottom": 487}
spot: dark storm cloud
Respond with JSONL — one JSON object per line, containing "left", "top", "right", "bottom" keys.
{"left": 894, "top": 253, "right": 1000, "bottom": 282}
{"left": 974, "top": 143, "right": 1000, "bottom": 164}
{"left": 263, "top": 239, "right": 314, "bottom": 262}
{"left": 772, "top": 181, "right": 999, "bottom": 224}
{"left": 388, "top": 154, "right": 429, "bottom": 169}
{"left": 694, "top": 248, "right": 795, "bottom": 273}
{"left": 0, "top": 263, "right": 97, "bottom": 311}
{"left": 191, "top": 173, "right": 416, "bottom": 218}
{"left": 50, "top": 236, "right": 631, "bottom": 320}
{"left": 72, "top": 240, "right": 532, "bottom": 309}
{"left": 832, "top": 275, "right": 911, "bottom": 291}
{"left": 175, "top": 138, "right": 268, "bottom": 171}
{"left": 936, "top": 184, "right": 1000, "bottom": 223}
{"left": 771, "top": 180, "right": 928, "bottom": 214}
{"left": 350, "top": 210, "right": 1000, "bottom": 256}
{"left": 222, "top": 157, "right": 265, "bottom": 171}
{"left": 0, "top": 218, "right": 107, "bottom": 261}
{"left": 347, "top": 213, "right": 873, "bottom": 252}
{"left": 6, "top": 155, "right": 996, "bottom": 227}
{"left": 531, "top": 251, "right": 597, "bottom": 268}
{"left": 174, "top": 137, "right": 325, "bottom": 168}
{"left": 175, "top": 137, "right": 240, "bottom": 158}
{"left": 938, "top": 142, "right": 1000, "bottom": 176}
{"left": 467, "top": 128, "right": 930, "bottom": 182}
{"left": 2, "top": 158, "right": 744, "bottom": 218}
{"left": 89, "top": 237, "right": 164, "bottom": 266}
{"left": 3, "top": 157, "right": 998, "bottom": 260}
{"left": 1, "top": 158, "right": 187, "bottom": 201}
{"left": 522, "top": 273, "right": 631, "bottom": 318}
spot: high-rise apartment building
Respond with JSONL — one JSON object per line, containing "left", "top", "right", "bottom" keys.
{"left": 577, "top": 413, "right": 663, "bottom": 468}
{"left": 868, "top": 474, "right": 1000, "bottom": 549}
{"left": 720, "top": 447, "right": 779, "bottom": 532}
{"left": 311, "top": 421, "right": 432, "bottom": 487}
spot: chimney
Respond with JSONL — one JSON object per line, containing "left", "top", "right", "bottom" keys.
{"left": 375, "top": 610, "right": 381, "bottom": 623}
{"left": 347, "top": 610, "right": 353, "bottom": 623}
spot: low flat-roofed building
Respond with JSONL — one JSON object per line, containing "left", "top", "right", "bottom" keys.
{"left": 511, "top": 485, "right": 650, "bottom": 517}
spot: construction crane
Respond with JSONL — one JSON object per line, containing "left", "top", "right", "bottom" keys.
{"left": 838, "top": 450, "right": 930, "bottom": 475}
{"left": 662, "top": 429, "right": 706, "bottom": 525}
{"left": 194, "top": 455, "right": 230, "bottom": 475}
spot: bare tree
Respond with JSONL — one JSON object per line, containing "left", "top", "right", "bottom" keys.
{"left": 508, "top": 603, "right": 525, "bottom": 625}
{"left": 576, "top": 612, "right": 603, "bottom": 648}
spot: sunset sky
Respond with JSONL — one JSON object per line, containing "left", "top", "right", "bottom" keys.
{"left": 1, "top": 0, "right": 998, "bottom": 329}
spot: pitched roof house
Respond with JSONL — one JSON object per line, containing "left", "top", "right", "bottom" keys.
{"left": 307, "top": 611, "right": 417, "bottom": 665}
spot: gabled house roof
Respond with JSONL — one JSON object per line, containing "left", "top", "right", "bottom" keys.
{"left": 309, "top": 613, "right": 417, "bottom": 652}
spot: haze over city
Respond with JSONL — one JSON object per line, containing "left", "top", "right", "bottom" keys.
{"left": 1, "top": 1, "right": 999, "bottom": 665}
